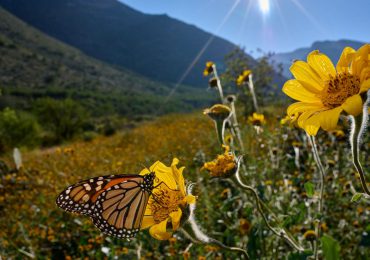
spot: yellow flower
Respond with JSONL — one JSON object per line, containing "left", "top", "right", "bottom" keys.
{"left": 330, "top": 129, "right": 346, "bottom": 140}
{"left": 280, "top": 115, "right": 290, "bottom": 125}
{"left": 202, "top": 145, "right": 237, "bottom": 178}
{"left": 264, "top": 180, "right": 273, "bottom": 186}
{"left": 248, "top": 113, "right": 266, "bottom": 126}
{"left": 236, "top": 70, "right": 252, "bottom": 86}
{"left": 140, "top": 159, "right": 196, "bottom": 240}
{"left": 239, "top": 218, "right": 251, "bottom": 235}
{"left": 224, "top": 134, "right": 233, "bottom": 146}
{"left": 321, "top": 223, "right": 329, "bottom": 232}
{"left": 303, "top": 230, "right": 317, "bottom": 241}
{"left": 183, "top": 252, "right": 191, "bottom": 260}
{"left": 283, "top": 44, "right": 370, "bottom": 136}
{"left": 205, "top": 245, "right": 219, "bottom": 252}
{"left": 203, "top": 104, "right": 231, "bottom": 122}
{"left": 203, "top": 61, "right": 214, "bottom": 76}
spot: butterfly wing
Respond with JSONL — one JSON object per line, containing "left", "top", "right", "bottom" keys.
{"left": 56, "top": 174, "right": 139, "bottom": 217}
{"left": 92, "top": 174, "right": 154, "bottom": 239}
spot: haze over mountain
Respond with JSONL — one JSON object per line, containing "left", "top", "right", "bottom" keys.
{"left": 0, "top": 6, "right": 212, "bottom": 116}
{"left": 272, "top": 40, "right": 366, "bottom": 78}
{"left": 0, "top": 0, "right": 241, "bottom": 87}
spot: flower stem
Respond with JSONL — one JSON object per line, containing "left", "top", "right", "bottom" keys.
{"left": 229, "top": 100, "right": 245, "bottom": 153}
{"left": 212, "top": 64, "right": 224, "bottom": 103}
{"left": 247, "top": 74, "right": 259, "bottom": 113}
{"left": 307, "top": 135, "right": 325, "bottom": 260}
{"left": 214, "top": 120, "right": 226, "bottom": 145}
{"left": 234, "top": 168, "right": 305, "bottom": 252}
{"left": 350, "top": 115, "right": 370, "bottom": 195}
{"left": 180, "top": 202, "right": 249, "bottom": 259}
{"left": 180, "top": 227, "right": 249, "bottom": 259}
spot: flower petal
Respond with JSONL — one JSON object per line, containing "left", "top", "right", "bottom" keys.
{"left": 336, "top": 47, "right": 356, "bottom": 73}
{"left": 307, "top": 50, "right": 336, "bottom": 80}
{"left": 297, "top": 109, "right": 322, "bottom": 128}
{"left": 149, "top": 219, "right": 172, "bottom": 240}
{"left": 141, "top": 215, "right": 156, "bottom": 230}
{"left": 171, "top": 158, "right": 186, "bottom": 195}
{"left": 302, "top": 113, "right": 321, "bottom": 136}
{"left": 185, "top": 195, "right": 196, "bottom": 204}
{"left": 283, "top": 80, "right": 321, "bottom": 103}
{"left": 150, "top": 161, "right": 177, "bottom": 190}
{"left": 318, "top": 107, "right": 343, "bottom": 131}
{"left": 341, "top": 94, "right": 363, "bottom": 116}
{"left": 287, "top": 102, "right": 323, "bottom": 116}
{"left": 169, "top": 209, "right": 182, "bottom": 231}
{"left": 360, "top": 78, "right": 370, "bottom": 93}
{"left": 360, "top": 68, "right": 370, "bottom": 85}
{"left": 139, "top": 167, "right": 151, "bottom": 175}
{"left": 290, "top": 60, "right": 325, "bottom": 92}
{"left": 352, "top": 44, "right": 370, "bottom": 78}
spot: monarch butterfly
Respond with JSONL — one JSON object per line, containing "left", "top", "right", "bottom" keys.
{"left": 56, "top": 172, "right": 156, "bottom": 239}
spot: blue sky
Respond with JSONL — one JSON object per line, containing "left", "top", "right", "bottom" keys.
{"left": 119, "top": 0, "right": 369, "bottom": 55}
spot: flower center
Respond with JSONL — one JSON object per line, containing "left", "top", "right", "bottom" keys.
{"left": 150, "top": 189, "right": 183, "bottom": 223}
{"left": 321, "top": 73, "right": 360, "bottom": 108}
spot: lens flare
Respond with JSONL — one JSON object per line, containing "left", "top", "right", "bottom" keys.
{"left": 258, "top": 0, "right": 270, "bottom": 15}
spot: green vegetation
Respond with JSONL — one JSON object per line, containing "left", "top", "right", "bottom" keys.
{"left": 222, "top": 47, "right": 285, "bottom": 115}
{"left": 33, "top": 98, "right": 88, "bottom": 144}
{"left": 0, "top": 0, "right": 238, "bottom": 87}
{"left": 0, "top": 6, "right": 214, "bottom": 120}
{"left": 0, "top": 108, "right": 40, "bottom": 152}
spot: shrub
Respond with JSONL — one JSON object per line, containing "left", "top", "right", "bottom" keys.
{"left": 33, "top": 98, "right": 89, "bottom": 143}
{"left": 0, "top": 108, "right": 40, "bottom": 152}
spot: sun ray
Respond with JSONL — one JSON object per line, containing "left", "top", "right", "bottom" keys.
{"left": 158, "top": 0, "right": 241, "bottom": 112}
{"left": 237, "top": 0, "right": 253, "bottom": 44}
{"left": 289, "top": 0, "right": 327, "bottom": 35}
{"left": 271, "top": 0, "right": 290, "bottom": 40}
{"left": 258, "top": 0, "right": 270, "bottom": 15}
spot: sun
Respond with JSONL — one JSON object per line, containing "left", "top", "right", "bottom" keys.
{"left": 258, "top": 0, "right": 270, "bottom": 15}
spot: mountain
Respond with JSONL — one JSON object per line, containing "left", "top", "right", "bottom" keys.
{"left": 272, "top": 40, "right": 366, "bottom": 78}
{"left": 0, "top": 0, "right": 240, "bottom": 87}
{"left": 0, "top": 6, "right": 213, "bottom": 116}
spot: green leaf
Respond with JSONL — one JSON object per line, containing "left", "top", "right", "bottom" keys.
{"left": 304, "top": 182, "right": 315, "bottom": 198}
{"left": 351, "top": 193, "right": 363, "bottom": 202}
{"left": 321, "top": 235, "right": 340, "bottom": 260}
{"left": 366, "top": 224, "right": 370, "bottom": 232}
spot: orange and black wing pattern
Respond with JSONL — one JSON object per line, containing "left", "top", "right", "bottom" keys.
{"left": 56, "top": 174, "right": 141, "bottom": 216}
{"left": 56, "top": 172, "right": 155, "bottom": 239}
{"left": 92, "top": 173, "right": 155, "bottom": 238}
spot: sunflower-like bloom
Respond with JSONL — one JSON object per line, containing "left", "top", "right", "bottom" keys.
{"left": 303, "top": 230, "right": 317, "bottom": 241}
{"left": 236, "top": 70, "right": 252, "bottom": 86}
{"left": 203, "top": 61, "right": 214, "bottom": 76}
{"left": 203, "top": 104, "right": 231, "bottom": 122}
{"left": 330, "top": 129, "right": 346, "bottom": 140}
{"left": 248, "top": 112, "right": 266, "bottom": 126}
{"left": 283, "top": 44, "right": 370, "bottom": 136}
{"left": 140, "top": 159, "right": 196, "bottom": 240}
{"left": 202, "top": 145, "right": 237, "bottom": 178}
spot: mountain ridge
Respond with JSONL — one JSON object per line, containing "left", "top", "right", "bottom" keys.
{"left": 0, "top": 0, "right": 242, "bottom": 87}
{"left": 271, "top": 39, "right": 366, "bottom": 78}
{"left": 0, "top": 6, "right": 213, "bottom": 116}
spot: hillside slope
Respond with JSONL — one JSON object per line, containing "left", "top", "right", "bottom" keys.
{"left": 0, "top": 7, "right": 213, "bottom": 116}
{"left": 0, "top": 0, "right": 241, "bottom": 87}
